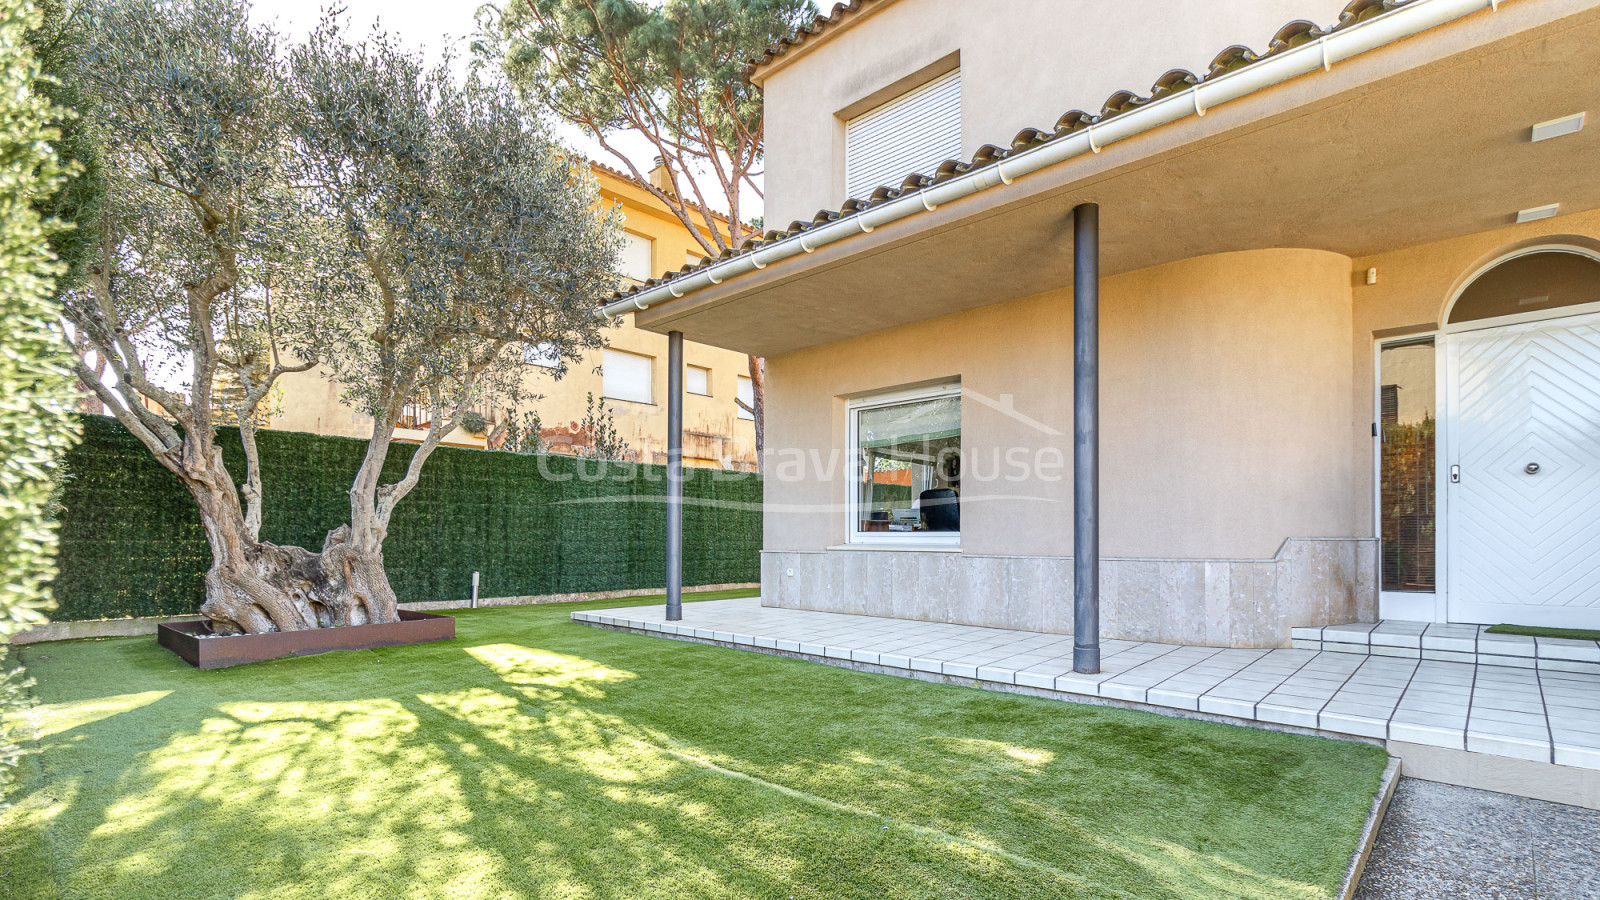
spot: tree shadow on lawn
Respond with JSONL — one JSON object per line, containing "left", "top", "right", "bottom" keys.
{"left": 3, "top": 609, "right": 1386, "bottom": 900}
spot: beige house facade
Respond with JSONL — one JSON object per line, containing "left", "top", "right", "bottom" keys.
{"left": 271, "top": 162, "right": 759, "bottom": 470}
{"left": 606, "top": 0, "right": 1600, "bottom": 647}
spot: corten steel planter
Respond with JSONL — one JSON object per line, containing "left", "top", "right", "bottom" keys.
{"left": 158, "top": 610, "right": 455, "bottom": 669}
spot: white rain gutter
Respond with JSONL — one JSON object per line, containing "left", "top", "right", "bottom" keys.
{"left": 602, "top": 0, "right": 1502, "bottom": 319}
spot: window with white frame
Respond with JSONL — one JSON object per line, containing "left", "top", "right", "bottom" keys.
{"left": 686, "top": 364, "right": 710, "bottom": 396}
{"left": 844, "top": 68, "right": 961, "bottom": 200}
{"left": 736, "top": 375, "right": 755, "bottom": 420}
{"left": 522, "top": 341, "right": 559, "bottom": 368}
{"left": 619, "top": 231, "right": 654, "bottom": 282}
{"left": 686, "top": 250, "right": 704, "bottom": 269}
{"left": 602, "top": 348, "right": 653, "bottom": 404}
{"left": 849, "top": 384, "right": 961, "bottom": 543}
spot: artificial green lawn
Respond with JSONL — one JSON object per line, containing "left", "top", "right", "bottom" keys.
{"left": 2, "top": 590, "right": 1387, "bottom": 899}
{"left": 1485, "top": 623, "right": 1600, "bottom": 642}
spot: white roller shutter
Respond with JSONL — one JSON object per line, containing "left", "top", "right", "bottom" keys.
{"left": 686, "top": 364, "right": 710, "bottom": 396}
{"left": 844, "top": 69, "right": 961, "bottom": 200}
{"left": 618, "top": 231, "right": 654, "bottom": 282}
{"left": 602, "top": 349, "right": 653, "bottom": 404}
{"left": 736, "top": 376, "right": 755, "bottom": 420}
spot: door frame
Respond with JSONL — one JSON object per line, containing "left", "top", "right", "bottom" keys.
{"left": 1373, "top": 243, "right": 1600, "bottom": 624}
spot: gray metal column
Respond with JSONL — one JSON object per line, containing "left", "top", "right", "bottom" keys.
{"left": 1072, "top": 203, "right": 1101, "bottom": 674}
{"left": 666, "top": 330, "right": 684, "bottom": 621}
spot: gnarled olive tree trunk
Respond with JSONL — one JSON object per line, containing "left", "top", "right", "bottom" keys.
{"left": 179, "top": 436, "right": 400, "bottom": 635}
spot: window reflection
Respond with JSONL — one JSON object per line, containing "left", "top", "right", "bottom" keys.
{"left": 855, "top": 393, "right": 961, "bottom": 537}
{"left": 1379, "top": 340, "right": 1435, "bottom": 592}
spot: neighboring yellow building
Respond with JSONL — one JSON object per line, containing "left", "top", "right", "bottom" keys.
{"left": 269, "top": 161, "right": 759, "bottom": 470}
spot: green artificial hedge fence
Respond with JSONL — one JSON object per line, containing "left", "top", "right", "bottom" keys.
{"left": 51, "top": 415, "right": 762, "bottom": 621}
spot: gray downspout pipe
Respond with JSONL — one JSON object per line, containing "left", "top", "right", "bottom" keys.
{"left": 666, "top": 330, "right": 685, "bottom": 621}
{"left": 1073, "top": 203, "right": 1101, "bottom": 674}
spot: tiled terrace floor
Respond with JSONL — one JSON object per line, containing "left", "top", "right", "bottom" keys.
{"left": 575, "top": 598, "right": 1600, "bottom": 771}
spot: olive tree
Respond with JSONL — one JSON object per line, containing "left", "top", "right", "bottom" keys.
{"left": 64, "top": 0, "right": 618, "bottom": 634}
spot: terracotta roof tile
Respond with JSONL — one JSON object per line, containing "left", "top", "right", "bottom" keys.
{"left": 615, "top": 0, "right": 1409, "bottom": 301}
{"left": 587, "top": 159, "right": 736, "bottom": 227}
{"left": 749, "top": 0, "right": 884, "bottom": 74}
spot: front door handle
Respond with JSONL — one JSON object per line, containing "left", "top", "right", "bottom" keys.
{"left": 1451, "top": 465, "right": 1460, "bottom": 483}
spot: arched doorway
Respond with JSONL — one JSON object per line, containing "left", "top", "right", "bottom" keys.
{"left": 1442, "top": 247, "right": 1600, "bottom": 627}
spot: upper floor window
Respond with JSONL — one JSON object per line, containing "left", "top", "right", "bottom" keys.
{"left": 844, "top": 68, "right": 961, "bottom": 200}
{"left": 686, "top": 364, "right": 710, "bottom": 396}
{"left": 522, "top": 342, "right": 559, "bottom": 368}
{"left": 602, "top": 348, "right": 653, "bottom": 404}
{"left": 736, "top": 376, "right": 755, "bottom": 420}
{"left": 619, "top": 231, "right": 654, "bottom": 282}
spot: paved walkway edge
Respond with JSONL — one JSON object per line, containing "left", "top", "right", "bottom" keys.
{"left": 578, "top": 621, "right": 1388, "bottom": 744}
{"left": 1340, "top": 758, "right": 1402, "bottom": 900}
{"left": 1388, "top": 740, "right": 1600, "bottom": 810}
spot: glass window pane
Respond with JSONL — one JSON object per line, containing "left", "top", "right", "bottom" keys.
{"left": 522, "top": 342, "right": 559, "bottom": 368}
{"left": 1379, "top": 340, "right": 1435, "bottom": 592}
{"left": 855, "top": 394, "right": 960, "bottom": 536}
{"left": 1448, "top": 251, "right": 1600, "bottom": 323}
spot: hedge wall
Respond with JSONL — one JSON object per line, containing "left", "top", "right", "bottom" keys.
{"left": 52, "top": 415, "right": 762, "bottom": 621}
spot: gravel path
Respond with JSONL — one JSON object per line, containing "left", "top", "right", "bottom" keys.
{"left": 1357, "top": 778, "right": 1600, "bottom": 899}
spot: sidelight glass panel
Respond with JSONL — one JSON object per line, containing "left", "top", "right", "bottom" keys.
{"left": 1379, "top": 340, "right": 1435, "bottom": 592}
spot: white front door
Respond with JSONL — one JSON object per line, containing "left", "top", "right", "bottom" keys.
{"left": 1446, "top": 311, "right": 1600, "bottom": 628}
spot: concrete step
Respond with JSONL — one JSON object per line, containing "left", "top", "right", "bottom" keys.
{"left": 1292, "top": 620, "right": 1600, "bottom": 674}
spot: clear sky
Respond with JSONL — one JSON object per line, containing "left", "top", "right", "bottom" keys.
{"left": 253, "top": 0, "right": 482, "bottom": 69}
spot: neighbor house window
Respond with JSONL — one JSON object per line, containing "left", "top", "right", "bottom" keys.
{"left": 619, "top": 231, "right": 654, "bottom": 282}
{"left": 1378, "top": 340, "right": 1435, "bottom": 593}
{"left": 686, "top": 250, "right": 704, "bottom": 269}
{"left": 522, "top": 342, "right": 559, "bottom": 368}
{"left": 736, "top": 376, "right": 754, "bottom": 420}
{"left": 686, "top": 364, "right": 710, "bottom": 396}
{"left": 849, "top": 384, "right": 961, "bottom": 544}
{"left": 844, "top": 68, "right": 961, "bottom": 200}
{"left": 602, "top": 348, "right": 653, "bottom": 404}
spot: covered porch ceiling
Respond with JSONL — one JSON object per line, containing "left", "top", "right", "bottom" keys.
{"left": 634, "top": 0, "right": 1600, "bottom": 358}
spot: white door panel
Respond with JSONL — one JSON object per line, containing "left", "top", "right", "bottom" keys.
{"left": 1447, "top": 312, "right": 1600, "bottom": 627}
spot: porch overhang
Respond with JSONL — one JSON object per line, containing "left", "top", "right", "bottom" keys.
{"left": 613, "top": 0, "right": 1600, "bottom": 358}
